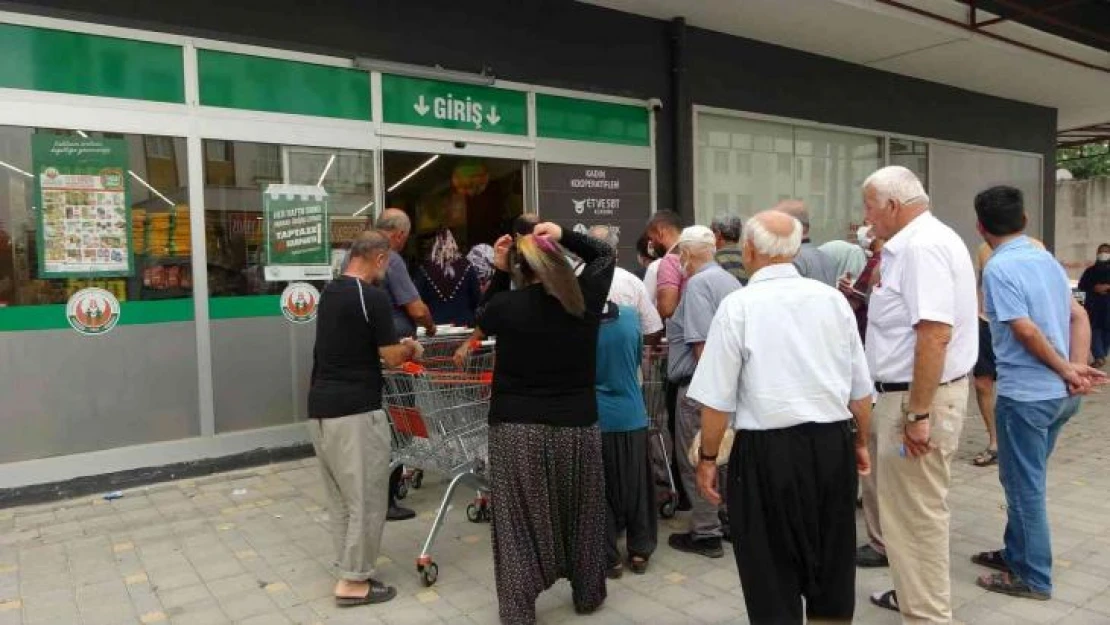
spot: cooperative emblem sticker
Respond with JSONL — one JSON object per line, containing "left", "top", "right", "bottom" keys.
{"left": 66, "top": 287, "right": 121, "bottom": 335}
{"left": 281, "top": 282, "right": 320, "bottom": 323}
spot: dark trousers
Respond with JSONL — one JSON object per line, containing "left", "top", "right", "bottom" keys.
{"left": 602, "top": 428, "right": 658, "bottom": 566}
{"left": 664, "top": 380, "right": 691, "bottom": 507}
{"left": 728, "top": 421, "right": 858, "bottom": 625}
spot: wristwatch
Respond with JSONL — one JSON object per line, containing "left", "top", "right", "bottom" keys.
{"left": 698, "top": 448, "right": 718, "bottom": 463}
{"left": 904, "top": 411, "right": 930, "bottom": 424}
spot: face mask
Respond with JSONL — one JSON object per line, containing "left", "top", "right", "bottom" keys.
{"left": 856, "top": 225, "right": 874, "bottom": 250}
{"left": 1098, "top": 253, "right": 1110, "bottom": 263}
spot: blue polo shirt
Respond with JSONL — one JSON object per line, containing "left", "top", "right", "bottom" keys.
{"left": 596, "top": 305, "right": 649, "bottom": 433}
{"left": 983, "top": 236, "right": 1071, "bottom": 402}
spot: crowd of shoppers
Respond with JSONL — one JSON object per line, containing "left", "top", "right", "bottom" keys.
{"left": 306, "top": 165, "right": 1107, "bottom": 624}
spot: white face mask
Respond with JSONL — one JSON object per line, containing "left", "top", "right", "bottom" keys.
{"left": 856, "top": 225, "right": 875, "bottom": 250}
{"left": 1098, "top": 253, "right": 1110, "bottom": 263}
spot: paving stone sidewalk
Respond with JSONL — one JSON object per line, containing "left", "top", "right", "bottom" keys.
{"left": 0, "top": 391, "right": 1108, "bottom": 624}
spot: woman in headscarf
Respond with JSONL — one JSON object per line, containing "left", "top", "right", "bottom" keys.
{"left": 467, "top": 243, "right": 495, "bottom": 292}
{"left": 414, "top": 229, "right": 482, "bottom": 327}
{"left": 455, "top": 221, "right": 615, "bottom": 624}
{"left": 819, "top": 238, "right": 868, "bottom": 281}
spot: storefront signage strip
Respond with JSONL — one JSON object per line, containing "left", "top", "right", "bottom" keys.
{"left": 381, "top": 74, "right": 528, "bottom": 136}
{"left": 0, "top": 299, "right": 195, "bottom": 333}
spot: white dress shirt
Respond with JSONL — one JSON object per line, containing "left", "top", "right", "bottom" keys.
{"left": 643, "top": 258, "right": 661, "bottom": 306}
{"left": 865, "top": 211, "right": 978, "bottom": 384}
{"left": 608, "top": 266, "right": 664, "bottom": 335}
{"left": 687, "top": 263, "right": 873, "bottom": 431}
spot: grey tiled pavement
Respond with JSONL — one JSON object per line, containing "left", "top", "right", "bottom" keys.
{"left": 1, "top": 391, "right": 1108, "bottom": 624}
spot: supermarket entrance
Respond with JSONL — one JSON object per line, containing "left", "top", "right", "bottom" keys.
{"left": 382, "top": 150, "right": 528, "bottom": 264}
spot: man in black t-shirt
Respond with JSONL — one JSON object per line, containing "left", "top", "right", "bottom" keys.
{"left": 308, "top": 230, "right": 423, "bottom": 608}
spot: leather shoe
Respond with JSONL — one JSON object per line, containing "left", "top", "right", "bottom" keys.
{"left": 387, "top": 505, "right": 416, "bottom": 522}
{"left": 856, "top": 544, "right": 889, "bottom": 568}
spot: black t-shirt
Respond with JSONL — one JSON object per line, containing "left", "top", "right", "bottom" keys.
{"left": 308, "top": 277, "right": 398, "bottom": 418}
{"left": 477, "top": 231, "right": 615, "bottom": 427}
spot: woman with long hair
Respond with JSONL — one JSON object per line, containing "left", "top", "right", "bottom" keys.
{"left": 455, "top": 222, "right": 615, "bottom": 624}
{"left": 414, "top": 229, "right": 482, "bottom": 327}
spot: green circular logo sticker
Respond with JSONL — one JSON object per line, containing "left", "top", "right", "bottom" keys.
{"left": 66, "top": 287, "right": 121, "bottom": 335}
{"left": 281, "top": 282, "right": 319, "bottom": 324}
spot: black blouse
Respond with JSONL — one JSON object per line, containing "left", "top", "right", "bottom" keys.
{"left": 477, "top": 231, "right": 615, "bottom": 427}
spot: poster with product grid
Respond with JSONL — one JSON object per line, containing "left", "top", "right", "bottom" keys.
{"left": 33, "top": 135, "right": 133, "bottom": 278}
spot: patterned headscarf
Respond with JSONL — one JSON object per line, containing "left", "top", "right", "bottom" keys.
{"left": 421, "top": 230, "right": 470, "bottom": 300}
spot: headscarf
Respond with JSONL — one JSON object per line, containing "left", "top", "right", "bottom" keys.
{"left": 421, "top": 229, "right": 470, "bottom": 299}
{"left": 467, "top": 243, "right": 495, "bottom": 284}
{"left": 819, "top": 239, "right": 867, "bottom": 279}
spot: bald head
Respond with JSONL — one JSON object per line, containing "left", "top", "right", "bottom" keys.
{"left": 588, "top": 224, "right": 619, "bottom": 250}
{"left": 375, "top": 208, "right": 411, "bottom": 252}
{"left": 773, "top": 199, "right": 809, "bottom": 236}
{"left": 743, "top": 210, "right": 802, "bottom": 274}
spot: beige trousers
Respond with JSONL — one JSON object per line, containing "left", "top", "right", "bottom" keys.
{"left": 308, "top": 411, "right": 392, "bottom": 582}
{"left": 876, "top": 378, "right": 968, "bottom": 624}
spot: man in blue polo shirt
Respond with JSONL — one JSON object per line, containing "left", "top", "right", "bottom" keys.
{"left": 971, "top": 185, "right": 1106, "bottom": 601}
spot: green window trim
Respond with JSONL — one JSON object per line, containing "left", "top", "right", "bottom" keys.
{"left": 0, "top": 23, "right": 185, "bottom": 103}
{"left": 209, "top": 295, "right": 281, "bottom": 320}
{"left": 0, "top": 299, "right": 195, "bottom": 333}
{"left": 536, "top": 94, "right": 650, "bottom": 146}
{"left": 198, "top": 50, "right": 371, "bottom": 121}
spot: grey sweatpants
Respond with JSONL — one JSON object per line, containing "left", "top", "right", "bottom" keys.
{"left": 675, "top": 385, "right": 723, "bottom": 539}
{"left": 308, "top": 411, "right": 392, "bottom": 582}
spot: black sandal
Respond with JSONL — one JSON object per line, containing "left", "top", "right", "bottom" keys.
{"left": 628, "top": 556, "right": 649, "bottom": 575}
{"left": 336, "top": 580, "right": 397, "bottom": 607}
{"left": 977, "top": 572, "right": 1050, "bottom": 601}
{"left": 971, "top": 550, "right": 1012, "bottom": 574}
{"left": 973, "top": 448, "right": 998, "bottom": 467}
{"left": 870, "top": 589, "right": 899, "bottom": 613}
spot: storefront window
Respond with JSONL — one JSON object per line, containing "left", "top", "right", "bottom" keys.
{"left": 203, "top": 140, "right": 375, "bottom": 434}
{"left": 890, "top": 137, "right": 929, "bottom": 190}
{"left": 696, "top": 113, "right": 882, "bottom": 243}
{"left": 0, "top": 126, "right": 191, "bottom": 308}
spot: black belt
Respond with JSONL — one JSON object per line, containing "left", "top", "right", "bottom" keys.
{"left": 874, "top": 374, "right": 967, "bottom": 394}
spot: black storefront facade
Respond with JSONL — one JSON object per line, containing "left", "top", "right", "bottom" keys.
{"left": 0, "top": 0, "right": 1056, "bottom": 495}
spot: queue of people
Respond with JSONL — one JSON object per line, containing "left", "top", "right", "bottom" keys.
{"left": 305, "top": 165, "right": 1107, "bottom": 624}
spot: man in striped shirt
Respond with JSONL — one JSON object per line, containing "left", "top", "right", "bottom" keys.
{"left": 711, "top": 215, "right": 748, "bottom": 285}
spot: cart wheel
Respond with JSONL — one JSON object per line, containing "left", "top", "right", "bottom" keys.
{"left": 396, "top": 481, "right": 409, "bottom": 500}
{"left": 466, "top": 504, "right": 481, "bottom": 523}
{"left": 420, "top": 562, "right": 439, "bottom": 587}
{"left": 659, "top": 498, "right": 677, "bottom": 519}
{"left": 412, "top": 471, "right": 424, "bottom": 489}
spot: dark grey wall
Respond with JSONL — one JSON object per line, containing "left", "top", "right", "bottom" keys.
{"left": 3, "top": 0, "right": 1057, "bottom": 233}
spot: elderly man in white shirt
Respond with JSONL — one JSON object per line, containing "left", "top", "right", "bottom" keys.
{"left": 589, "top": 225, "right": 664, "bottom": 340}
{"left": 690, "top": 210, "right": 873, "bottom": 625}
{"left": 862, "top": 166, "right": 978, "bottom": 623}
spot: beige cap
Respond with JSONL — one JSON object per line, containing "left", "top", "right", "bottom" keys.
{"left": 677, "top": 225, "right": 716, "bottom": 247}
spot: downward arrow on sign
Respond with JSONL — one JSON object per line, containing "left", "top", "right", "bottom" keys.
{"left": 486, "top": 106, "right": 501, "bottom": 126}
{"left": 413, "top": 95, "right": 430, "bottom": 116}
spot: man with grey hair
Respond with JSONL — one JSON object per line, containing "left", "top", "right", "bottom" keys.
{"left": 861, "top": 166, "right": 978, "bottom": 622}
{"left": 309, "top": 230, "right": 425, "bottom": 607}
{"left": 375, "top": 208, "right": 436, "bottom": 340}
{"left": 710, "top": 215, "right": 748, "bottom": 284}
{"left": 773, "top": 200, "right": 838, "bottom": 286}
{"left": 689, "top": 210, "right": 872, "bottom": 623}
{"left": 589, "top": 224, "right": 663, "bottom": 340}
{"left": 666, "top": 225, "right": 741, "bottom": 558}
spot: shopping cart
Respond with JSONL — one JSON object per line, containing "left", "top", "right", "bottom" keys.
{"left": 382, "top": 343, "right": 495, "bottom": 587}
{"left": 642, "top": 343, "right": 679, "bottom": 518}
{"left": 392, "top": 330, "right": 482, "bottom": 498}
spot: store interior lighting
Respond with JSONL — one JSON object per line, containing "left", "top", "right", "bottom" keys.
{"left": 352, "top": 201, "right": 374, "bottom": 217}
{"left": 316, "top": 154, "right": 336, "bottom": 187}
{"left": 128, "top": 170, "right": 175, "bottom": 207}
{"left": 387, "top": 155, "right": 439, "bottom": 193}
{"left": 353, "top": 58, "right": 495, "bottom": 86}
{"left": 0, "top": 161, "right": 32, "bottom": 178}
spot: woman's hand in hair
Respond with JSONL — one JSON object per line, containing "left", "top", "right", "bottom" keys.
{"left": 533, "top": 222, "right": 563, "bottom": 242}
{"left": 493, "top": 235, "right": 512, "bottom": 272}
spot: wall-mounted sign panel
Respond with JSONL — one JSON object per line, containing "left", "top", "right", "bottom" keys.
{"left": 381, "top": 74, "right": 527, "bottom": 136}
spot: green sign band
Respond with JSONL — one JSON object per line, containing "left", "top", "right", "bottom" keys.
{"left": 381, "top": 74, "right": 528, "bottom": 136}
{"left": 0, "top": 298, "right": 195, "bottom": 333}
{"left": 536, "top": 94, "right": 650, "bottom": 146}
